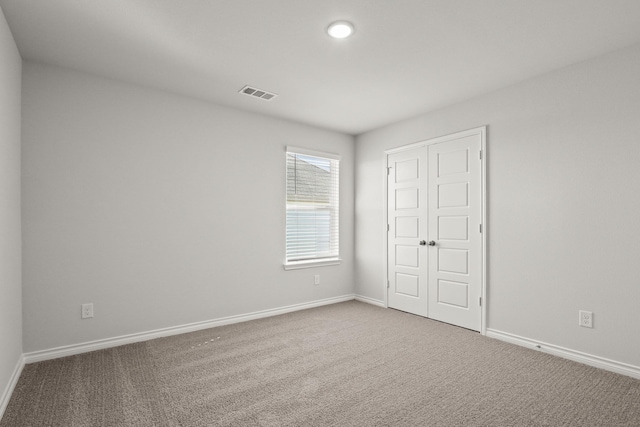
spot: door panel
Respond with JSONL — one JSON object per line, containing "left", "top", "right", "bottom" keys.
{"left": 387, "top": 147, "right": 427, "bottom": 316}
{"left": 396, "top": 158, "right": 419, "bottom": 181}
{"left": 438, "top": 216, "right": 468, "bottom": 240}
{"left": 438, "top": 149, "right": 469, "bottom": 176}
{"left": 437, "top": 279, "right": 469, "bottom": 308}
{"left": 396, "top": 273, "right": 420, "bottom": 297}
{"left": 396, "top": 188, "right": 419, "bottom": 209}
{"left": 396, "top": 245, "right": 419, "bottom": 267}
{"left": 428, "top": 135, "right": 482, "bottom": 331}
{"left": 438, "top": 249, "right": 468, "bottom": 274}
{"left": 438, "top": 182, "right": 468, "bottom": 207}
{"left": 396, "top": 217, "right": 419, "bottom": 237}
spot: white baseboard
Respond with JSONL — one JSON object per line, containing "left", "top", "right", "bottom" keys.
{"left": 486, "top": 328, "right": 640, "bottom": 380}
{"left": 0, "top": 354, "right": 25, "bottom": 420}
{"left": 24, "top": 294, "right": 356, "bottom": 364}
{"left": 354, "top": 294, "right": 385, "bottom": 308}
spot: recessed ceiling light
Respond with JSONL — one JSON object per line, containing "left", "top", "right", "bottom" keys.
{"left": 327, "top": 21, "right": 355, "bottom": 39}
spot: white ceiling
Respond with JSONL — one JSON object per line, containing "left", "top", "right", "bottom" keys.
{"left": 3, "top": 0, "right": 640, "bottom": 135}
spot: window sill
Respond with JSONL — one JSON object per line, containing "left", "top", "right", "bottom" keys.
{"left": 283, "top": 259, "right": 342, "bottom": 270}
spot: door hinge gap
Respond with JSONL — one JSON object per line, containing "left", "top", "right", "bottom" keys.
{"left": 479, "top": 224, "right": 482, "bottom": 233}
{"left": 479, "top": 150, "right": 482, "bottom": 159}
{"left": 387, "top": 167, "right": 391, "bottom": 175}
{"left": 387, "top": 280, "right": 390, "bottom": 289}
{"left": 387, "top": 224, "right": 390, "bottom": 231}
{"left": 479, "top": 297, "right": 482, "bottom": 306}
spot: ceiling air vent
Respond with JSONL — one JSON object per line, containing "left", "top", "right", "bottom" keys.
{"left": 239, "top": 85, "right": 278, "bottom": 101}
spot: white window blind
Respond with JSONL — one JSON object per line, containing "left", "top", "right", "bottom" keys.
{"left": 286, "top": 147, "right": 340, "bottom": 265}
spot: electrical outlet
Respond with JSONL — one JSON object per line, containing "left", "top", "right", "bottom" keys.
{"left": 82, "top": 303, "right": 94, "bottom": 319}
{"left": 314, "top": 275, "right": 320, "bottom": 285}
{"left": 579, "top": 310, "right": 593, "bottom": 328}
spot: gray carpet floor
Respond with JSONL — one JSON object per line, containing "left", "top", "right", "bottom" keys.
{"left": 2, "top": 300, "right": 639, "bottom": 426}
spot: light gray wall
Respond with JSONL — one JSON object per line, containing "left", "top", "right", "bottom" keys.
{"left": 355, "top": 43, "right": 640, "bottom": 367}
{"left": 0, "top": 4, "right": 22, "bottom": 403}
{"left": 22, "top": 62, "right": 354, "bottom": 353}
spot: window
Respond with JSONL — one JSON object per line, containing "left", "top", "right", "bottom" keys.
{"left": 285, "top": 146, "right": 340, "bottom": 269}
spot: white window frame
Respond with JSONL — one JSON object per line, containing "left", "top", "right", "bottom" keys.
{"left": 284, "top": 146, "right": 341, "bottom": 270}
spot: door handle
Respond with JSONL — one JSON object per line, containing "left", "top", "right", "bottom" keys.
{"left": 427, "top": 241, "right": 436, "bottom": 246}
{"left": 419, "top": 240, "right": 427, "bottom": 246}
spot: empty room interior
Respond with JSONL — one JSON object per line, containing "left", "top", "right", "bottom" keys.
{"left": 1, "top": 1, "right": 640, "bottom": 425}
